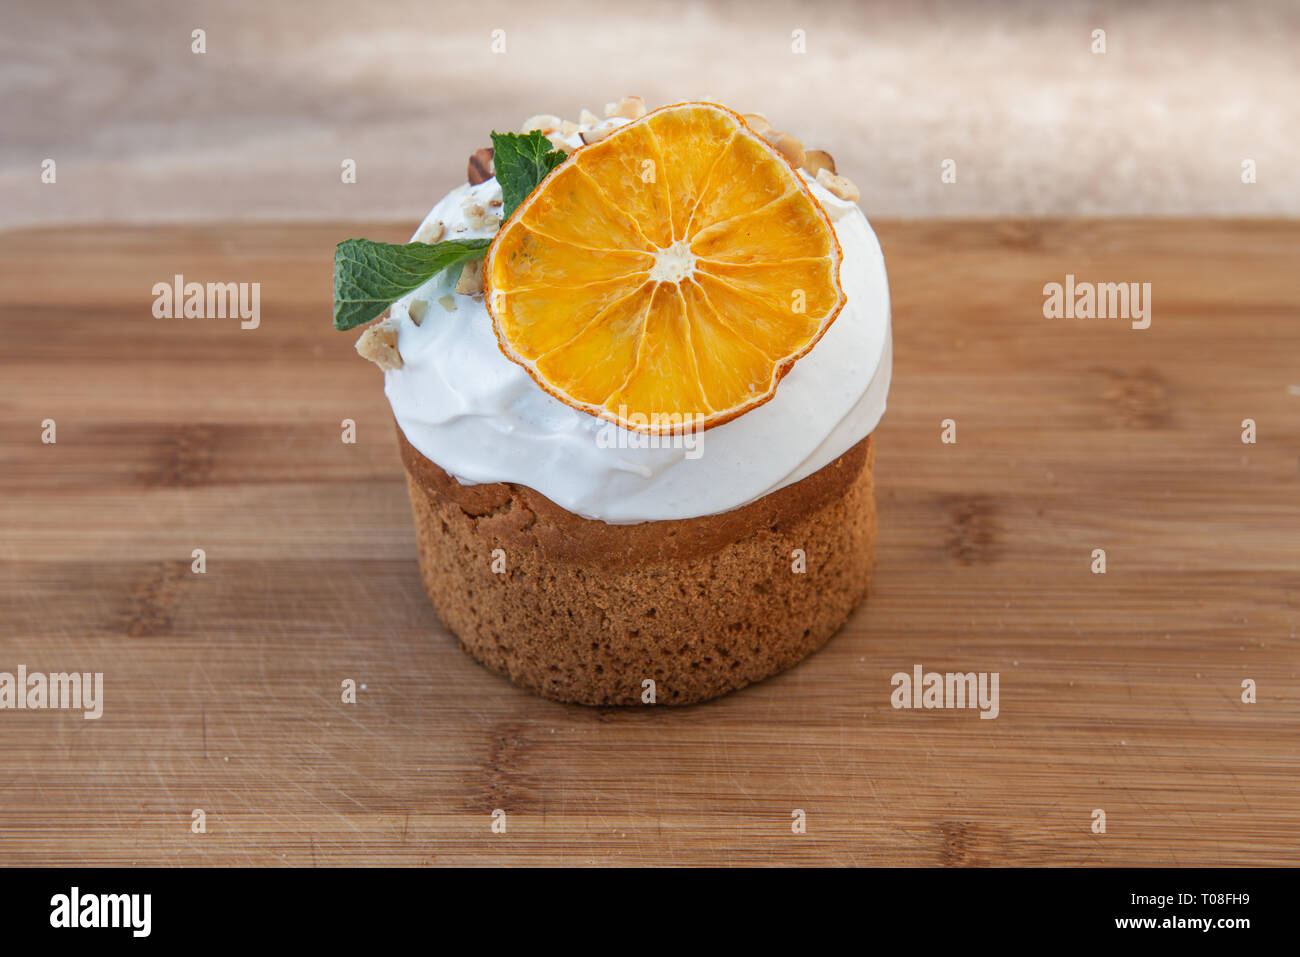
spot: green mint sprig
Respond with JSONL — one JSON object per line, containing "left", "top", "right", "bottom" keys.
{"left": 490, "top": 130, "right": 568, "bottom": 219}
{"left": 332, "top": 238, "right": 490, "bottom": 330}
{"left": 332, "top": 131, "right": 569, "bottom": 331}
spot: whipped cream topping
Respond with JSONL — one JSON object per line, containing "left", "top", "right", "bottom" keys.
{"left": 383, "top": 147, "right": 892, "bottom": 525}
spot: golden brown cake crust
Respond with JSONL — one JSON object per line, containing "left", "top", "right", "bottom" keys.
{"left": 399, "top": 424, "right": 876, "bottom": 705}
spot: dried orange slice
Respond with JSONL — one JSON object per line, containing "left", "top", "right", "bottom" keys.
{"left": 485, "top": 102, "right": 844, "bottom": 434}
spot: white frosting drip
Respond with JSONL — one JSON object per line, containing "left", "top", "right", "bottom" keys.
{"left": 383, "top": 155, "right": 891, "bottom": 525}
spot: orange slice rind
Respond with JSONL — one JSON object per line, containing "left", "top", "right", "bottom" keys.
{"left": 485, "top": 101, "right": 845, "bottom": 435}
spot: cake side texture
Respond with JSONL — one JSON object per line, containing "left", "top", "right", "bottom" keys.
{"left": 399, "top": 425, "right": 876, "bottom": 705}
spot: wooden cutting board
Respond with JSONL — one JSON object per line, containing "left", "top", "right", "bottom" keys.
{"left": 1, "top": 220, "right": 1296, "bottom": 866}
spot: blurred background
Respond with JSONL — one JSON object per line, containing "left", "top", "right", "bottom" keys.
{"left": 2, "top": 0, "right": 1296, "bottom": 229}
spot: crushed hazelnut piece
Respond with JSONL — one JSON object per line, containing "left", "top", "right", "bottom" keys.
{"left": 462, "top": 200, "right": 500, "bottom": 232}
{"left": 607, "top": 95, "right": 646, "bottom": 120}
{"left": 741, "top": 113, "right": 772, "bottom": 135}
{"left": 414, "top": 219, "right": 445, "bottom": 243}
{"left": 520, "top": 114, "right": 562, "bottom": 135}
{"left": 816, "top": 168, "right": 860, "bottom": 202}
{"left": 769, "top": 132, "right": 805, "bottom": 168}
{"left": 546, "top": 132, "right": 575, "bottom": 154}
{"left": 407, "top": 299, "right": 429, "bottom": 325}
{"left": 560, "top": 120, "right": 579, "bottom": 135}
{"left": 355, "top": 320, "right": 402, "bottom": 371}
{"left": 579, "top": 108, "right": 599, "bottom": 126}
{"left": 454, "top": 259, "right": 485, "bottom": 296}
{"left": 579, "top": 122, "right": 616, "bottom": 145}
{"left": 803, "top": 149, "right": 836, "bottom": 177}
{"left": 467, "top": 147, "right": 494, "bottom": 185}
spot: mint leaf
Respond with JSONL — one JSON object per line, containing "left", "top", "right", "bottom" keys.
{"left": 491, "top": 130, "right": 568, "bottom": 219}
{"left": 333, "top": 237, "right": 491, "bottom": 330}
{"left": 332, "top": 132, "right": 564, "bottom": 330}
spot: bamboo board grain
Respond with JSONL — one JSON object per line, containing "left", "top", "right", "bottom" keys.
{"left": 0, "top": 220, "right": 1296, "bottom": 867}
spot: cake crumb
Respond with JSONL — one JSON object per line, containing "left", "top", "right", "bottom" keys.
{"left": 355, "top": 319, "right": 402, "bottom": 370}
{"left": 407, "top": 299, "right": 429, "bottom": 325}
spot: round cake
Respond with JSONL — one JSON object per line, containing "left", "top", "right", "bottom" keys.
{"left": 345, "top": 97, "right": 893, "bottom": 705}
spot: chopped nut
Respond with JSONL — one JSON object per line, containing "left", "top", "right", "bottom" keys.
{"left": 546, "top": 131, "right": 575, "bottom": 154}
{"left": 407, "top": 299, "right": 429, "bottom": 325}
{"left": 560, "top": 119, "right": 579, "bottom": 135}
{"left": 461, "top": 200, "right": 500, "bottom": 232}
{"left": 355, "top": 320, "right": 402, "bottom": 371}
{"left": 488, "top": 198, "right": 502, "bottom": 208}
{"left": 413, "top": 219, "right": 445, "bottom": 243}
{"left": 579, "top": 108, "right": 600, "bottom": 126}
{"left": 520, "top": 114, "right": 562, "bottom": 135}
{"left": 766, "top": 132, "right": 805, "bottom": 168}
{"left": 803, "top": 149, "right": 836, "bottom": 177}
{"left": 741, "top": 112, "right": 772, "bottom": 136}
{"left": 606, "top": 95, "right": 646, "bottom": 120}
{"left": 467, "top": 147, "right": 494, "bottom": 185}
{"left": 579, "top": 121, "right": 617, "bottom": 145}
{"left": 816, "top": 168, "right": 860, "bottom": 202}
{"left": 454, "top": 259, "right": 485, "bottom": 296}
